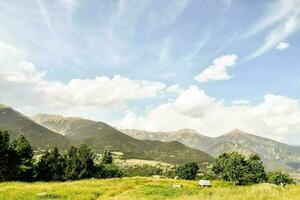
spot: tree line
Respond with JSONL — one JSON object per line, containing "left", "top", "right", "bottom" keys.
{"left": 0, "top": 130, "right": 122, "bottom": 182}
{"left": 0, "top": 129, "right": 295, "bottom": 186}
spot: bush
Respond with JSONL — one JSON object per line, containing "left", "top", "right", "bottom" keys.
{"left": 267, "top": 171, "right": 294, "bottom": 186}
{"left": 96, "top": 164, "right": 123, "bottom": 178}
{"left": 122, "top": 164, "right": 163, "bottom": 177}
{"left": 175, "top": 162, "right": 199, "bottom": 180}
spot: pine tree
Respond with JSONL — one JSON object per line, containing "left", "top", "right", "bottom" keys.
{"left": 65, "top": 144, "right": 96, "bottom": 180}
{"left": 11, "top": 135, "right": 34, "bottom": 181}
{"left": 0, "top": 130, "right": 11, "bottom": 181}
{"left": 36, "top": 147, "right": 66, "bottom": 181}
{"left": 101, "top": 147, "right": 113, "bottom": 164}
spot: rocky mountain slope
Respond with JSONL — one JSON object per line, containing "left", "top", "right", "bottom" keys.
{"left": 122, "top": 128, "right": 212, "bottom": 152}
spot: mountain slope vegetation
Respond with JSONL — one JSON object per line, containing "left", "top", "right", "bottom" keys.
{"left": 32, "top": 113, "right": 213, "bottom": 165}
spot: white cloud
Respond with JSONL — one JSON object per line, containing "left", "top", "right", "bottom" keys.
{"left": 194, "top": 54, "right": 238, "bottom": 82}
{"left": 167, "top": 84, "right": 183, "bottom": 94}
{"left": 118, "top": 86, "right": 300, "bottom": 143}
{"left": 0, "top": 42, "right": 166, "bottom": 111}
{"left": 247, "top": 0, "right": 300, "bottom": 59}
{"left": 231, "top": 99, "right": 251, "bottom": 105}
{"left": 276, "top": 42, "right": 290, "bottom": 50}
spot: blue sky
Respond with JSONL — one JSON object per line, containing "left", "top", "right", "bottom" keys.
{"left": 0, "top": 0, "right": 300, "bottom": 143}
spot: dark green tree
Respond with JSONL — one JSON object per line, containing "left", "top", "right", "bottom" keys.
{"left": 11, "top": 135, "right": 34, "bottom": 181}
{"left": 101, "top": 147, "right": 113, "bottom": 164}
{"left": 246, "top": 154, "right": 267, "bottom": 183}
{"left": 0, "top": 130, "right": 12, "bottom": 181}
{"left": 225, "top": 152, "right": 248, "bottom": 185}
{"left": 212, "top": 153, "right": 230, "bottom": 181}
{"left": 212, "top": 152, "right": 267, "bottom": 185}
{"left": 96, "top": 164, "right": 123, "bottom": 178}
{"left": 36, "top": 147, "right": 66, "bottom": 181}
{"left": 175, "top": 162, "right": 199, "bottom": 180}
{"left": 65, "top": 144, "right": 96, "bottom": 180}
{"left": 267, "top": 171, "right": 294, "bottom": 186}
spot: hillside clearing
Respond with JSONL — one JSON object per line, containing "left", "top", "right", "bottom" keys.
{"left": 0, "top": 177, "right": 299, "bottom": 200}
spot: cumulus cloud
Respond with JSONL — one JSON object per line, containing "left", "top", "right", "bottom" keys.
{"left": 276, "top": 42, "right": 290, "bottom": 50}
{"left": 0, "top": 42, "right": 166, "bottom": 111}
{"left": 118, "top": 86, "right": 300, "bottom": 143}
{"left": 194, "top": 54, "right": 238, "bottom": 82}
{"left": 231, "top": 99, "right": 251, "bottom": 105}
{"left": 247, "top": 0, "right": 300, "bottom": 59}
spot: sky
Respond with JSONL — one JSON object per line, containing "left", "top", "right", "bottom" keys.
{"left": 0, "top": 0, "right": 300, "bottom": 144}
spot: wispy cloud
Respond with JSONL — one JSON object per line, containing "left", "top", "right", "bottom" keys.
{"left": 246, "top": 0, "right": 300, "bottom": 59}
{"left": 186, "top": 33, "right": 210, "bottom": 60}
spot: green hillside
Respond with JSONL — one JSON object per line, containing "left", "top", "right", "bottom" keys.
{"left": 33, "top": 114, "right": 213, "bottom": 165}
{"left": 0, "top": 106, "right": 70, "bottom": 149}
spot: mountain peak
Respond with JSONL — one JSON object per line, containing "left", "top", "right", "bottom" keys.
{"left": 0, "top": 103, "right": 9, "bottom": 109}
{"left": 177, "top": 128, "right": 199, "bottom": 134}
{"left": 225, "top": 129, "right": 247, "bottom": 136}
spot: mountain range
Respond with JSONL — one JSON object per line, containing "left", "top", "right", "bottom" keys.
{"left": 122, "top": 129, "right": 300, "bottom": 171}
{"left": 0, "top": 104, "right": 213, "bottom": 165}
{"left": 2, "top": 103, "right": 300, "bottom": 172}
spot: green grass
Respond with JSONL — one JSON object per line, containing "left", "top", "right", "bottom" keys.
{"left": 0, "top": 177, "right": 300, "bottom": 200}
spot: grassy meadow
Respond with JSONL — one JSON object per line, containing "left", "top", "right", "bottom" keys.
{"left": 0, "top": 177, "right": 299, "bottom": 200}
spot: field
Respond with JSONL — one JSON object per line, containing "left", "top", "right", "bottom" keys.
{"left": 0, "top": 177, "right": 300, "bottom": 200}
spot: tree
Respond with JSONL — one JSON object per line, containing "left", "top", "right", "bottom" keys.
{"left": 36, "top": 147, "right": 66, "bottom": 181}
{"left": 212, "top": 152, "right": 267, "bottom": 185}
{"left": 175, "top": 162, "right": 199, "bottom": 180}
{"left": 11, "top": 135, "right": 34, "bottom": 181}
{"left": 65, "top": 144, "right": 96, "bottom": 180}
{"left": 101, "top": 147, "right": 113, "bottom": 164}
{"left": 0, "top": 130, "right": 12, "bottom": 181}
{"left": 212, "top": 153, "right": 230, "bottom": 181}
{"left": 246, "top": 154, "right": 267, "bottom": 183}
{"left": 267, "top": 171, "right": 294, "bottom": 186}
{"left": 224, "top": 152, "right": 248, "bottom": 185}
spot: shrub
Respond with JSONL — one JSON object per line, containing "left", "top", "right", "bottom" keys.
{"left": 267, "top": 171, "right": 294, "bottom": 186}
{"left": 175, "top": 162, "right": 199, "bottom": 180}
{"left": 122, "top": 164, "right": 163, "bottom": 177}
{"left": 96, "top": 164, "right": 123, "bottom": 178}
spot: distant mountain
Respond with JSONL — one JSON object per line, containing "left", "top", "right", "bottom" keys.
{"left": 0, "top": 105, "right": 69, "bottom": 149}
{"left": 122, "top": 128, "right": 212, "bottom": 152}
{"left": 122, "top": 128, "right": 300, "bottom": 171}
{"left": 211, "top": 129, "right": 300, "bottom": 170}
{"left": 33, "top": 113, "right": 213, "bottom": 165}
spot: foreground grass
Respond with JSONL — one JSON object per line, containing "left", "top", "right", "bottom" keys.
{"left": 0, "top": 177, "right": 299, "bottom": 200}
